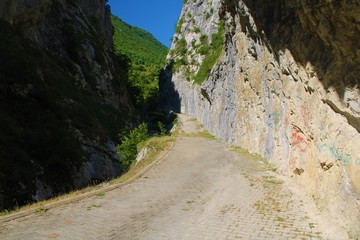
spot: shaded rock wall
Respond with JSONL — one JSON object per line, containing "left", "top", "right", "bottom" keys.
{"left": 163, "top": 0, "right": 360, "bottom": 235}
{"left": 0, "top": 0, "right": 135, "bottom": 209}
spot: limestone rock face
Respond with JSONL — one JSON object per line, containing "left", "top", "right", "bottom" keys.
{"left": 162, "top": 0, "right": 360, "bottom": 235}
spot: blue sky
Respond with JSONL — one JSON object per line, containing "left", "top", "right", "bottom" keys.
{"left": 108, "top": 0, "right": 183, "bottom": 48}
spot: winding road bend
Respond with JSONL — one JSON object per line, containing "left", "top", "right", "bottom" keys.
{"left": 0, "top": 114, "right": 348, "bottom": 239}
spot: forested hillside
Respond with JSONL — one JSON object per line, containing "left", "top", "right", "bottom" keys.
{"left": 111, "top": 16, "right": 168, "bottom": 110}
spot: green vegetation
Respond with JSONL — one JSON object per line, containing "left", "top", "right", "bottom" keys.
{"left": 175, "top": 17, "right": 185, "bottom": 34}
{"left": 35, "top": 204, "right": 48, "bottom": 213}
{"left": 194, "top": 22, "right": 225, "bottom": 84}
{"left": 112, "top": 15, "right": 177, "bottom": 170}
{"left": 178, "top": 130, "right": 217, "bottom": 140}
{"left": 111, "top": 16, "right": 167, "bottom": 66}
{"left": 112, "top": 135, "right": 175, "bottom": 184}
{"left": 170, "top": 21, "right": 225, "bottom": 85}
{"left": 308, "top": 222, "right": 315, "bottom": 229}
{"left": 116, "top": 111, "right": 176, "bottom": 170}
{"left": 206, "top": 12, "right": 211, "bottom": 19}
{"left": 111, "top": 16, "right": 168, "bottom": 109}
{"left": 117, "top": 123, "right": 149, "bottom": 170}
{"left": 193, "top": 27, "right": 201, "bottom": 33}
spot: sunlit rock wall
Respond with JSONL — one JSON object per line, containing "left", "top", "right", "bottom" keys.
{"left": 163, "top": 0, "right": 360, "bottom": 236}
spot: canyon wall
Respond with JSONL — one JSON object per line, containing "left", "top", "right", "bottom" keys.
{"left": 0, "top": 0, "right": 135, "bottom": 209}
{"left": 162, "top": 0, "right": 360, "bottom": 236}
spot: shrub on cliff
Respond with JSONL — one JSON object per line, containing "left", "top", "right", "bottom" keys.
{"left": 117, "top": 123, "right": 149, "bottom": 170}
{"left": 194, "top": 21, "right": 224, "bottom": 85}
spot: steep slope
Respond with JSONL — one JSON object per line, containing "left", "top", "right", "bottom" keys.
{"left": 112, "top": 16, "right": 167, "bottom": 66}
{"left": 162, "top": 0, "right": 360, "bottom": 236}
{"left": 112, "top": 16, "right": 168, "bottom": 108}
{"left": 0, "top": 0, "right": 136, "bottom": 211}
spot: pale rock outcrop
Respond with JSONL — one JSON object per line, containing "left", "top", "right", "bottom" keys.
{"left": 162, "top": 0, "right": 360, "bottom": 236}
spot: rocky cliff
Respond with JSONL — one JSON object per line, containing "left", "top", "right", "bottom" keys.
{"left": 0, "top": 0, "right": 136, "bottom": 210}
{"left": 162, "top": 0, "right": 360, "bottom": 236}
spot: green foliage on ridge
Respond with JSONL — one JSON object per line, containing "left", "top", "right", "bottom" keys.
{"left": 112, "top": 16, "right": 167, "bottom": 66}
{"left": 111, "top": 16, "right": 168, "bottom": 108}
{"left": 112, "top": 16, "right": 174, "bottom": 170}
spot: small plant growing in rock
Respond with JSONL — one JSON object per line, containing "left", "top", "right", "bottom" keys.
{"left": 193, "top": 27, "right": 201, "bottom": 33}
{"left": 175, "top": 18, "right": 185, "bottom": 34}
{"left": 191, "top": 39, "right": 197, "bottom": 48}
{"left": 156, "top": 121, "right": 167, "bottom": 136}
{"left": 117, "top": 123, "right": 149, "bottom": 170}
{"left": 200, "top": 34, "right": 208, "bottom": 44}
{"left": 206, "top": 12, "right": 211, "bottom": 19}
{"left": 194, "top": 21, "right": 224, "bottom": 85}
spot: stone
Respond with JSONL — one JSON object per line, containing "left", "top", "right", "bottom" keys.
{"left": 135, "top": 147, "right": 151, "bottom": 164}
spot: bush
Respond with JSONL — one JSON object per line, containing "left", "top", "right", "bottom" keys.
{"left": 194, "top": 21, "right": 224, "bottom": 85}
{"left": 198, "top": 45, "right": 211, "bottom": 55}
{"left": 200, "top": 34, "right": 208, "bottom": 44}
{"left": 157, "top": 121, "right": 167, "bottom": 135}
{"left": 176, "top": 38, "right": 187, "bottom": 56}
{"left": 193, "top": 27, "right": 201, "bottom": 33}
{"left": 175, "top": 18, "right": 185, "bottom": 34}
{"left": 117, "top": 123, "right": 149, "bottom": 170}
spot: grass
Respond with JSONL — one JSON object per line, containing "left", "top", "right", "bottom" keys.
{"left": 193, "top": 130, "right": 217, "bottom": 140}
{"left": 96, "top": 193, "right": 105, "bottom": 198}
{"left": 308, "top": 222, "right": 315, "bottom": 229}
{"left": 276, "top": 216, "right": 286, "bottom": 222}
{"left": 231, "top": 146, "right": 277, "bottom": 172}
{"left": 176, "top": 130, "right": 218, "bottom": 140}
{"left": 262, "top": 175, "right": 284, "bottom": 186}
{"left": 233, "top": 147, "right": 288, "bottom": 217}
{"left": 87, "top": 204, "right": 102, "bottom": 210}
{"left": 35, "top": 205, "right": 48, "bottom": 214}
{"left": 0, "top": 184, "right": 102, "bottom": 217}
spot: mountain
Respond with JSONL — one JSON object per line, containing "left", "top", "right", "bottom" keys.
{"left": 112, "top": 16, "right": 168, "bottom": 67}
{"left": 112, "top": 16, "right": 168, "bottom": 109}
{"left": 161, "top": 0, "right": 360, "bottom": 235}
{"left": 0, "top": 0, "right": 137, "bottom": 211}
